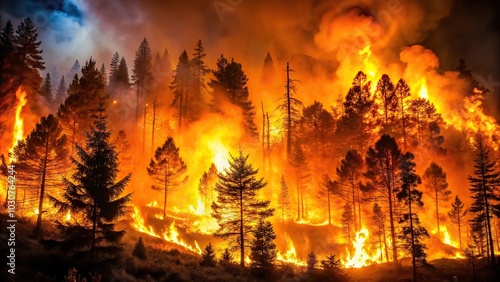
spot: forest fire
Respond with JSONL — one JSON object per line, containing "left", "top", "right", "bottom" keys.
{"left": 9, "top": 86, "right": 28, "bottom": 162}
{"left": 1, "top": 1, "right": 499, "bottom": 281}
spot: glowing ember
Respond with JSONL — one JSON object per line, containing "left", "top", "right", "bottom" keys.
{"left": 9, "top": 86, "right": 28, "bottom": 163}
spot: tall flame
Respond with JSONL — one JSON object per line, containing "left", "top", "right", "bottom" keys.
{"left": 276, "top": 232, "right": 307, "bottom": 266}
{"left": 9, "top": 86, "right": 28, "bottom": 163}
{"left": 344, "top": 227, "right": 381, "bottom": 268}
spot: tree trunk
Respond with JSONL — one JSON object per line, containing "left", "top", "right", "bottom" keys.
{"left": 266, "top": 113, "right": 271, "bottom": 170}
{"left": 409, "top": 182, "right": 417, "bottom": 282}
{"left": 261, "top": 102, "right": 265, "bottom": 173}
{"left": 383, "top": 227, "right": 389, "bottom": 263}
{"left": 163, "top": 171, "right": 169, "bottom": 221}
{"left": 458, "top": 215, "right": 462, "bottom": 249}
{"left": 286, "top": 62, "right": 292, "bottom": 158}
{"left": 435, "top": 187, "right": 440, "bottom": 235}
{"left": 34, "top": 134, "right": 50, "bottom": 234}
{"left": 151, "top": 97, "right": 156, "bottom": 158}
{"left": 239, "top": 187, "right": 245, "bottom": 267}
{"left": 327, "top": 188, "right": 331, "bottom": 225}
{"left": 480, "top": 145, "right": 496, "bottom": 267}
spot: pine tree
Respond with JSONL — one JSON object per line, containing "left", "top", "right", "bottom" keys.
{"left": 54, "top": 75, "right": 67, "bottom": 106}
{"left": 276, "top": 62, "right": 302, "bottom": 157}
{"left": 320, "top": 253, "right": 341, "bottom": 270}
{"left": 57, "top": 58, "right": 106, "bottom": 151}
{"left": 132, "top": 236, "right": 147, "bottom": 260}
{"left": 395, "top": 79, "right": 411, "bottom": 150}
{"left": 397, "top": 152, "right": 429, "bottom": 281}
{"left": 221, "top": 248, "right": 233, "bottom": 262}
{"left": 335, "top": 71, "right": 376, "bottom": 153}
{"left": 342, "top": 203, "right": 355, "bottom": 243}
{"left": 261, "top": 51, "right": 276, "bottom": 85}
{"left": 307, "top": 251, "right": 318, "bottom": 271}
{"left": 147, "top": 137, "right": 188, "bottom": 221}
{"left": 467, "top": 135, "right": 500, "bottom": 267}
{"left": 115, "top": 57, "right": 130, "bottom": 87}
{"left": 12, "top": 18, "right": 46, "bottom": 94}
{"left": 371, "top": 202, "right": 389, "bottom": 262}
{"left": 318, "top": 174, "right": 337, "bottom": 225}
{"left": 250, "top": 220, "right": 277, "bottom": 269}
{"left": 209, "top": 55, "right": 258, "bottom": 139}
{"left": 100, "top": 63, "right": 107, "bottom": 84}
{"left": 364, "top": 134, "right": 401, "bottom": 266}
{"left": 170, "top": 50, "right": 191, "bottom": 130}
{"left": 200, "top": 242, "right": 217, "bottom": 267}
{"left": 132, "top": 38, "right": 152, "bottom": 123}
{"left": 109, "top": 52, "right": 120, "bottom": 80}
{"left": 67, "top": 60, "right": 80, "bottom": 81}
{"left": 375, "top": 74, "right": 397, "bottom": 128}
{"left": 0, "top": 21, "right": 15, "bottom": 86}
{"left": 277, "top": 175, "right": 291, "bottom": 222}
{"left": 407, "top": 98, "right": 441, "bottom": 148}
{"left": 448, "top": 195, "right": 468, "bottom": 249}
{"left": 198, "top": 163, "right": 218, "bottom": 209}
{"left": 289, "top": 143, "right": 310, "bottom": 220}
{"left": 211, "top": 150, "right": 274, "bottom": 267}
{"left": 423, "top": 162, "right": 451, "bottom": 234}
{"left": 40, "top": 72, "right": 53, "bottom": 104}
{"left": 13, "top": 114, "right": 68, "bottom": 233}
{"left": 47, "top": 102, "right": 132, "bottom": 265}
{"left": 190, "top": 39, "right": 210, "bottom": 116}
{"left": 112, "top": 130, "right": 132, "bottom": 175}
{"left": 337, "top": 149, "right": 364, "bottom": 230}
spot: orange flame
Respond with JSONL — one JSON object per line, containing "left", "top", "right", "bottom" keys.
{"left": 276, "top": 232, "right": 307, "bottom": 266}
{"left": 343, "top": 227, "right": 381, "bottom": 268}
{"left": 9, "top": 86, "right": 28, "bottom": 163}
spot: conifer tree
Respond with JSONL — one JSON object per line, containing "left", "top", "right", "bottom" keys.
{"left": 100, "top": 63, "right": 107, "bottom": 84}
{"left": 342, "top": 203, "right": 355, "bottom": 243}
{"left": 371, "top": 202, "right": 389, "bottom": 262}
{"left": 261, "top": 51, "right": 276, "bottom": 85}
{"left": 67, "top": 60, "right": 80, "bottom": 81}
{"left": 448, "top": 195, "right": 468, "bottom": 249}
{"left": 250, "top": 220, "right": 277, "bottom": 269}
{"left": 198, "top": 163, "right": 218, "bottom": 208}
{"left": 365, "top": 134, "right": 401, "bottom": 266}
{"left": 375, "top": 74, "right": 397, "bottom": 127}
{"left": 147, "top": 137, "right": 188, "bottom": 221}
{"left": 289, "top": 143, "right": 310, "bottom": 220}
{"left": 337, "top": 149, "right": 364, "bottom": 229}
{"left": 221, "top": 248, "right": 233, "bottom": 262}
{"left": 209, "top": 55, "right": 258, "bottom": 138}
{"left": 320, "top": 254, "right": 341, "bottom": 270}
{"left": 395, "top": 79, "right": 411, "bottom": 150}
{"left": 54, "top": 75, "right": 67, "bottom": 106}
{"left": 132, "top": 38, "right": 152, "bottom": 123}
{"left": 467, "top": 135, "right": 500, "bottom": 268}
{"left": 276, "top": 61, "right": 302, "bottom": 157}
{"left": 423, "top": 162, "right": 451, "bottom": 234}
{"left": 397, "top": 152, "right": 429, "bottom": 281}
{"left": 190, "top": 39, "right": 210, "bottom": 116}
{"left": 307, "top": 251, "right": 318, "bottom": 271}
{"left": 112, "top": 130, "right": 132, "bottom": 176}
{"left": 40, "top": 72, "right": 53, "bottom": 104}
{"left": 211, "top": 150, "right": 274, "bottom": 267}
{"left": 47, "top": 102, "right": 132, "bottom": 265}
{"left": 200, "top": 242, "right": 217, "bottom": 267}
{"left": 277, "top": 175, "right": 291, "bottom": 222}
{"left": 0, "top": 21, "right": 15, "bottom": 86}
{"left": 109, "top": 52, "right": 120, "bottom": 80}
{"left": 318, "top": 174, "right": 337, "bottom": 225}
{"left": 132, "top": 236, "right": 147, "bottom": 260}
{"left": 170, "top": 50, "right": 191, "bottom": 129}
{"left": 115, "top": 57, "right": 130, "bottom": 88}
{"left": 13, "top": 18, "right": 46, "bottom": 94}
{"left": 13, "top": 114, "right": 68, "bottom": 233}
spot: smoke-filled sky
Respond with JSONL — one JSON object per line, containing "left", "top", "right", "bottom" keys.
{"left": 0, "top": 0, "right": 498, "bottom": 102}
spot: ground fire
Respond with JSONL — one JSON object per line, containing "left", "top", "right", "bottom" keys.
{"left": 0, "top": 0, "right": 499, "bottom": 281}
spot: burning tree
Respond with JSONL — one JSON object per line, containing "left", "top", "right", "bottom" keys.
{"left": 47, "top": 102, "right": 132, "bottom": 265}
{"left": 423, "top": 162, "right": 451, "bottom": 234}
{"left": 170, "top": 50, "right": 191, "bottom": 130}
{"left": 288, "top": 143, "right": 310, "bottom": 220}
{"left": 198, "top": 163, "right": 218, "bottom": 209}
{"left": 364, "top": 134, "right": 401, "bottom": 266}
{"left": 12, "top": 114, "right": 68, "bottom": 234}
{"left": 277, "top": 175, "right": 291, "bottom": 222}
{"left": 276, "top": 61, "right": 302, "bottom": 158}
{"left": 371, "top": 202, "right": 389, "bottom": 262}
{"left": 147, "top": 136, "right": 188, "bottom": 221}
{"left": 209, "top": 55, "right": 258, "bottom": 139}
{"left": 467, "top": 135, "right": 500, "bottom": 268}
{"left": 375, "top": 74, "right": 397, "bottom": 129}
{"left": 337, "top": 149, "right": 364, "bottom": 230}
{"left": 211, "top": 150, "right": 274, "bottom": 267}
{"left": 448, "top": 195, "right": 468, "bottom": 249}
{"left": 397, "top": 152, "right": 429, "bottom": 281}
{"left": 190, "top": 39, "right": 210, "bottom": 118}
{"left": 132, "top": 38, "right": 153, "bottom": 124}
{"left": 318, "top": 174, "right": 336, "bottom": 225}
{"left": 341, "top": 203, "right": 355, "bottom": 244}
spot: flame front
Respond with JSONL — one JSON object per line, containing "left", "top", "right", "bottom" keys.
{"left": 344, "top": 228, "right": 381, "bottom": 268}
{"left": 276, "top": 232, "right": 307, "bottom": 266}
{"left": 9, "top": 86, "right": 28, "bottom": 163}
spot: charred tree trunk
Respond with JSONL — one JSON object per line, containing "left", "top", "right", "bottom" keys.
{"left": 409, "top": 184, "right": 417, "bottom": 282}
{"left": 266, "top": 113, "right": 271, "bottom": 170}
{"left": 286, "top": 62, "right": 292, "bottom": 159}
{"left": 261, "top": 102, "right": 265, "bottom": 173}
{"left": 239, "top": 188, "right": 245, "bottom": 267}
